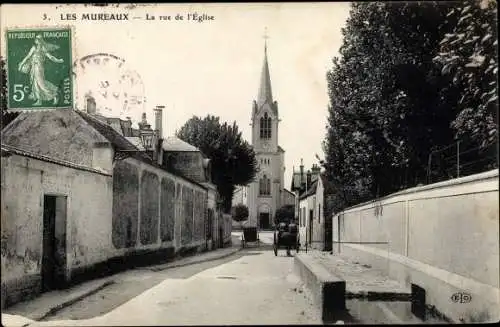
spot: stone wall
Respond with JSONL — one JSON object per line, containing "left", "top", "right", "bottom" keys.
{"left": 332, "top": 169, "right": 499, "bottom": 323}
{"left": 1, "top": 151, "right": 112, "bottom": 308}
{"left": 110, "top": 157, "right": 207, "bottom": 259}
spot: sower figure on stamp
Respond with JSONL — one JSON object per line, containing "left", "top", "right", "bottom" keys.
{"left": 18, "top": 34, "right": 64, "bottom": 106}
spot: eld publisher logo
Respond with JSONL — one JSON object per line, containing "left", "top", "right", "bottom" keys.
{"left": 451, "top": 292, "right": 472, "bottom": 304}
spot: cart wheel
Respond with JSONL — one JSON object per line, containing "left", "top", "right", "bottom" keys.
{"left": 273, "top": 245, "right": 278, "bottom": 256}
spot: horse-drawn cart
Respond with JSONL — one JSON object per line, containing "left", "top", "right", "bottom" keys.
{"left": 273, "top": 222, "right": 300, "bottom": 256}
{"left": 241, "top": 226, "right": 260, "bottom": 248}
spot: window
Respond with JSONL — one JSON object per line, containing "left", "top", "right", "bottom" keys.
{"left": 260, "top": 158, "right": 271, "bottom": 165}
{"left": 259, "top": 174, "right": 271, "bottom": 196}
{"left": 259, "top": 113, "right": 272, "bottom": 139}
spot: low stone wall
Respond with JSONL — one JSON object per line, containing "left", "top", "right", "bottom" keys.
{"left": 294, "top": 253, "right": 346, "bottom": 323}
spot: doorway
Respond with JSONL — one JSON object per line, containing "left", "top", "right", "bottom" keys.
{"left": 309, "top": 209, "right": 313, "bottom": 245}
{"left": 259, "top": 213, "right": 270, "bottom": 230}
{"left": 42, "top": 195, "right": 67, "bottom": 291}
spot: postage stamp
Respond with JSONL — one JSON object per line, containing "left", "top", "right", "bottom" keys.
{"left": 5, "top": 27, "right": 73, "bottom": 111}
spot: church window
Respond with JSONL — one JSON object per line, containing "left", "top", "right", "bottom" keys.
{"left": 260, "top": 113, "right": 272, "bottom": 139}
{"left": 259, "top": 174, "right": 271, "bottom": 196}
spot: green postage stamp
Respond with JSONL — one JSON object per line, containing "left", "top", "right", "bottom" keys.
{"left": 5, "top": 27, "right": 73, "bottom": 111}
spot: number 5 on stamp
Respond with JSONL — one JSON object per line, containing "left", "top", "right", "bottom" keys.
{"left": 6, "top": 27, "right": 73, "bottom": 111}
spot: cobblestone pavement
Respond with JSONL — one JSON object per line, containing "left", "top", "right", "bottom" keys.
{"left": 308, "top": 250, "right": 410, "bottom": 295}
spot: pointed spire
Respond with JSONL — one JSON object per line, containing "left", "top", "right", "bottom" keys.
{"left": 257, "top": 27, "right": 273, "bottom": 106}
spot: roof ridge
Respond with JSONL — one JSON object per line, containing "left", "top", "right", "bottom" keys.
{"left": 76, "top": 110, "right": 138, "bottom": 150}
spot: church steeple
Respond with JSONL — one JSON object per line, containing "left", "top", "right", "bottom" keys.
{"left": 257, "top": 29, "right": 273, "bottom": 107}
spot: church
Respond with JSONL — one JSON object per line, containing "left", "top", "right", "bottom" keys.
{"left": 243, "top": 38, "right": 294, "bottom": 229}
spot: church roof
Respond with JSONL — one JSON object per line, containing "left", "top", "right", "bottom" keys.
{"left": 258, "top": 45, "right": 273, "bottom": 106}
{"left": 256, "top": 43, "right": 278, "bottom": 116}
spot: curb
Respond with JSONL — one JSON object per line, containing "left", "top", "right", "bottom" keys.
{"left": 294, "top": 253, "right": 346, "bottom": 323}
{"left": 149, "top": 247, "right": 242, "bottom": 272}
{"left": 32, "top": 280, "right": 115, "bottom": 321}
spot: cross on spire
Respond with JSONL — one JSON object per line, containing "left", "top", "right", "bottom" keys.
{"left": 263, "top": 27, "right": 269, "bottom": 53}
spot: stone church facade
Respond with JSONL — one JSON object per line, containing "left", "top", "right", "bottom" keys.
{"left": 247, "top": 42, "right": 286, "bottom": 229}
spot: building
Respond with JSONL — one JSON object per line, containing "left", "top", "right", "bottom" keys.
{"left": 231, "top": 185, "right": 248, "bottom": 208}
{"left": 1, "top": 107, "right": 228, "bottom": 308}
{"left": 291, "top": 162, "right": 333, "bottom": 251}
{"left": 247, "top": 40, "right": 286, "bottom": 230}
{"left": 282, "top": 188, "right": 296, "bottom": 207}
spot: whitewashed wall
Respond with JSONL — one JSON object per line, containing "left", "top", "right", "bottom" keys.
{"left": 332, "top": 169, "right": 499, "bottom": 323}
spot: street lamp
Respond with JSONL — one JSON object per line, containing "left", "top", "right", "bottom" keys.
{"left": 138, "top": 112, "right": 155, "bottom": 151}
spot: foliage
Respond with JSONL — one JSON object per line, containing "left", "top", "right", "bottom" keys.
{"left": 1, "top": 56, "right": 19, "bottom": 130}
{"left": 433, "top": 0, "right": 498, "bottom": 148}
{"left": 322, "top": 2, "right": 464, "bottom": 212}
{"left": 274, "top": 204, "right": 295, "bottom": 224}
{"left": 231, "top": 203, "right": 249, "bottom": 222}
{"left": 177, "top": 115, "right": 258, "bottom": 213}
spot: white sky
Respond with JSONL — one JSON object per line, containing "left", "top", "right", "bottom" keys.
{"left": 1, "top": 3, "right": 351, "bottom": 189}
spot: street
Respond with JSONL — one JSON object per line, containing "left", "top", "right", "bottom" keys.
{"left": 27, "top": 248, "right": 322, "bottom": 326}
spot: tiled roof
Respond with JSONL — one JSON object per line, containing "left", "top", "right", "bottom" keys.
{"left": 76, "top": 111, "right": 138, "bottom": 151}
{"left": 78, "top": 111, "right": 208, "bottom": 190}
{"left": 1, "top": 109, "right": 108, "bottom": 167}
{"left": 125, "top": 137, "right": 146, "bottom": 151}
{"left": 299, "top": 180, "right": 319, "bottom": 200}
{"left": 162, "top": 136, "right": 200, "bottom": 152}
{"left": 1, "top": 143, "right": 111, "bottom": 176}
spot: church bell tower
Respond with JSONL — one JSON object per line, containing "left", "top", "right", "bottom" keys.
{"left": 247, "top": 29, "right": 285, "bottom": 230}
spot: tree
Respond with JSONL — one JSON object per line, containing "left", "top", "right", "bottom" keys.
{"left": 177, "top": 115, "right": 258, "bottom": 213}
{"left": 0, "top": 56, "right": 19, "bottom": 130}
{"left": 231, "top": 203, "right": 249, "bottom": 229}
{"left": 322, "top": 2, "right": 459, "bottom": 212}
{"left": 274, "top": 204, "right": 295, "bottom": 225}
{"left": 433, "top": 0, "right": 498, "bottom": 148}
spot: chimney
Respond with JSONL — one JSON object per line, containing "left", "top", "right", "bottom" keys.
{"left": 306, "top": 170, "right": 312, "bottom": 190}
{"left": 123, "top": 116, "right": 132, "bottom": 137}
{"left": 86, "top": 95, "right": 97, "bottom": 115}
{"left": 311, "top": 164, "right": 321, "bottom": 174}
{"left": 154, "top": 105, "right": 164, "bottom": 139}
{"left": 299, "top": 158, "right": 304, "bottom": 184}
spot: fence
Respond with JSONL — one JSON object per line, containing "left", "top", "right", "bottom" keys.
{"left": 427, "top": 140, "right": 498, "bottom": 184}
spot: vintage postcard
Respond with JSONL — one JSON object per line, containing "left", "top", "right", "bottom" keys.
{"left": 1, "top": 2, "right": 498, "bottom": 326}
